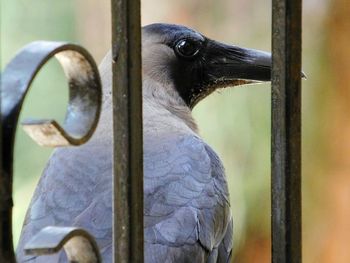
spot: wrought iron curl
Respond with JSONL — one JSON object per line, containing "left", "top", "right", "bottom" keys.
{"left": 25, "top": 226, "right": 101, "bottom": 263}
{"left": 1, "top": 41, "right": 102, "bottom": 262}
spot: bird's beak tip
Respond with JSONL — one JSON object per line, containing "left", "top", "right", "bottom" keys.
{"left": 301, "top": 71, "right": 307, "bottom": 80}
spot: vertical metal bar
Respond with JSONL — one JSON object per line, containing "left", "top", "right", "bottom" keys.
{"left": 0, "top": 128, "right": 15, "bottom": 263}
{"left": 1, "top": 3, "right": 13, "bottom": 259}
{"left": 271, "top": 0, "right": 302, "bottom": 262}
{"left": 0, "top": 38, "right": 16, "bottom": 263}
{"left": 111, "top": 1, "right": 143, "bottom": 263}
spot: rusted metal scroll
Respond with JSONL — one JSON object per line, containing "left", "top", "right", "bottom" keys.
{"left": 25, "top": 226, "right": 101, "bottom": 263}
{"left": 0, "top": 41, "right": 102, "bottom": 262}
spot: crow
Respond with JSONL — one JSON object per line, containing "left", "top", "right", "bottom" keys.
{"left": 17, "top": 23, "right": 271, "bottom": 263}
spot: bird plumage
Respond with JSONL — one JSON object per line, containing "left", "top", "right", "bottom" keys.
{"left": 17, "top": 23, "right": 272, "bottom": 262}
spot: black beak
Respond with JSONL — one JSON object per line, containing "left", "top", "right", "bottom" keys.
{"left": 204, "top": 40, "right": 272, "bottom": 86}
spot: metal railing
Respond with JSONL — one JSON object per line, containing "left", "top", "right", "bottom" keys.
{"left": 0, "top": 42, "right": 103, "bottom": 262}
{"left": 111, "top": 0, "right": 143, "bottom": 262}
{"left": 271, "top": 0, "right": 302, "bottom": 262}
{"left": 0, "top": 0, "right": 301, "bottom": 262}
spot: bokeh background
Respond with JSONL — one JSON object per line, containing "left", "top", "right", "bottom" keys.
{"left": 1, "top": 0, "right": 350, "bottom": 262}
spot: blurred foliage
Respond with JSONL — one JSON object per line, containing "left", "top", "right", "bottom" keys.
{"left": 2, "top": 0, "right": 347, "bottom": 262}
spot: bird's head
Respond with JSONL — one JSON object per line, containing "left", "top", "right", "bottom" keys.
{"left": 142, "top": 23, "right": 271, "bottom": 109}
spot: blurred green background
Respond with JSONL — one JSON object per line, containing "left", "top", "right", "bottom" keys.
{"left": 1, "top": 0, "right": 350, "bottom": 262}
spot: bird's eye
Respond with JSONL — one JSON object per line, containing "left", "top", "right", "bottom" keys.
{"left": 175, "top": 39, "right": 201, "bottom": 58}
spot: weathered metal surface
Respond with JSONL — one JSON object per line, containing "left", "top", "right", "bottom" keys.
{"left": 0, "top": 41, "right": 102, "bottom": 262}
{"left": 1, "top": 42, "right": 102, "bottom": 147}
{"left": 22, "top": 119, "right": 80, "bottom": 147}
{"left": 271, "top": 0, "right": 302, "bottom": 262}
{"left": 111, "top": 0, "right": 144, "bottom": 262}
{"left": 25, "top": 226, "right": 101, "bottom": 262}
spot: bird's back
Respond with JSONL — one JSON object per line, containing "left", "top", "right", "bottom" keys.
{"left": 16, "top": 53, "right": 233, "bottom": 263}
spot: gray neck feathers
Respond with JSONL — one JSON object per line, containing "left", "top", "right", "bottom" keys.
{"left": 97, "top": 51, "right": 198, "bottom": 136}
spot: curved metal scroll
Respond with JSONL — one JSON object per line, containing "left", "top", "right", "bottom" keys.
{"left": 24, "top": 226, "right": 101, "bottom": 262}
{"left": 0, "top": 41, "right": 102, "bottom": 262}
